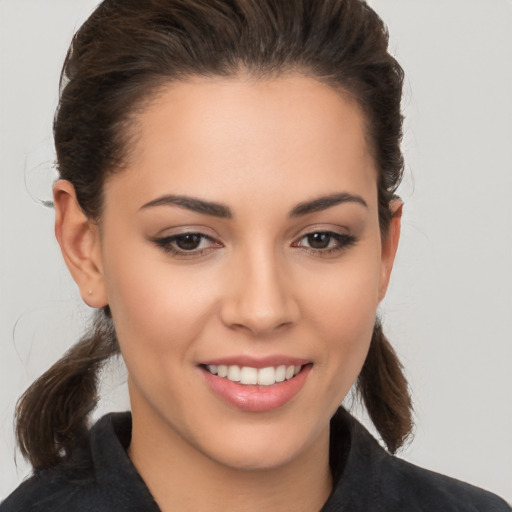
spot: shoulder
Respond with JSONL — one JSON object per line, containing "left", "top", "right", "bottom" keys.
{"left": 0, "top": 413, "right": 160, "bottom": 512}
{"left": 326, "top": 408, "right": 511, "bottom": 512}
{"left": 377, "top": 453, "right": 511, "bottom": 511}
{"left": 0, "top": 464, "right": 103, "bottom": 512}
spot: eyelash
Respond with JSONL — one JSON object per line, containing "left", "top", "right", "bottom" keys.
{"left": 292, "top": 231, "right": 357, "bottom": 256}
{"left": 154, "top": 233, "right": 221, "bottom": 258}
{"left": 153, "top": 231, "right": 357, "bottom": 258}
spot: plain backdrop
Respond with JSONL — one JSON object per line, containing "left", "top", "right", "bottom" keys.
{"left": 1, "top": 0, "right": 511, "bottom": 503}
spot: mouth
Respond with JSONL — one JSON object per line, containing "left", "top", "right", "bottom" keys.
{"left": 199, "top": 360, "right": 312, "bottom": 412}
{"left": 202, "top": 364, "right": 305, "bottom": 386}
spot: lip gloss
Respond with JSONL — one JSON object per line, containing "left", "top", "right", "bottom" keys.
{"left": 200, "top": 364, "right": 311, "bottom": 412}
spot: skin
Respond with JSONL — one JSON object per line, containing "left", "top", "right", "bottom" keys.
{"left": 54, "top": 74, "right": 401, "bottom": 512}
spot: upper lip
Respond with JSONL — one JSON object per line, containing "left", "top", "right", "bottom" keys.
{"left": 198, "top": 355, "right": 311, "bottom": 369}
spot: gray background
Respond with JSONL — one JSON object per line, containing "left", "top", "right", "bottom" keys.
{"left": 1, "top": 0, "right": 511, "bottom": 502}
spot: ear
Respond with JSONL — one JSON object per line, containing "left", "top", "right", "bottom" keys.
{"left": 53, "top": 180, "right": 108, "bottom": 308}
{"left": 378, "top": 199, "right": 402, "bottom": 301}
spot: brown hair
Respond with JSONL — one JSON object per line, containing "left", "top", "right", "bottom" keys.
{"left": 16, "top": 0, "right": 412, "bottom": 469}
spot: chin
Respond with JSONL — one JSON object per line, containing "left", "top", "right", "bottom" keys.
{"left": 195, "top": 417, "right": 328, "bottom": 472}
{"left": 208, "top": 441, "right": 303, "bottom": 472}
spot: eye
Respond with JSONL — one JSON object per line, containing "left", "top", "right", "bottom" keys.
{"left": 173, "top": 233, "right": 204, "bottom": 251}
{"left": 304, "top": 232, "right": 334, "bottom": 249}
{"left": 292, "top": 231, "right": 356, "bottom": 255}
{"left": 153, "top": 232, "right": 222, "bottom": 256}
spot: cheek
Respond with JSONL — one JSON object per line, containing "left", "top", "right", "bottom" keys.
{"left": 304, "top": 246, "right": 381, "bottom": 328}
{"left": 103, "top": 260, "right": 223, "bottom": 416}
{"left": 101, "top": 240, "right": 218, "bottom": 364}
{"left": 299, "top": 247, "right": 381, "bottom": 385}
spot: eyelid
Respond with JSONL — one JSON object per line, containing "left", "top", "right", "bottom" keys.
{"left": 290, "top": 220, "right": 351, "bottom": 236}
{"left": 151, "top": 223, "right": 220, "bottom": 238}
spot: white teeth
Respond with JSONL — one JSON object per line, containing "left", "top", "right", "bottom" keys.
{"left": 227, "top": 365, "right": 241, "bottom": 382}
{"left": 206, "top": 363, "right": 302, "bottom": 386}
{"left": 257, "top": 367, "right": 276, "bottom": 386}
{"left": 275, "top": 365, "right": 286, "bottom": 383}
{"left": 240, "top": 366, "right": 258, "bottom": 385}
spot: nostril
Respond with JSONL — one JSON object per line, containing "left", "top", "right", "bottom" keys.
{"left": 220, "top": 296, "right": 300, "bottom": 335}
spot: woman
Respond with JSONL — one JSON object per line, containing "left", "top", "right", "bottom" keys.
{"left": 1, "top": 0, "right": 510, "bottom": 510}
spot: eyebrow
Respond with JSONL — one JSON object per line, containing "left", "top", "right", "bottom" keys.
{"left": 139, "top": 191, "right": 367, "bottom": 219}
{"left": 140, "top": 195, "right": 232, "bottom": 218}
{"left": 289, "top": 192, "right": 368, "bottom": 217}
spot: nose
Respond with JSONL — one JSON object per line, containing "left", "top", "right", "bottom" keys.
{"left": 220, "top": 247, "right": 300, "bottom": 336}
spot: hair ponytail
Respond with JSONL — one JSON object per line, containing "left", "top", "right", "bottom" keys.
{"left": 357, "top": 320, "right": 413, "bottom": 454}
{"left": 15, "top": 309, "right": 119, "bottom": 469}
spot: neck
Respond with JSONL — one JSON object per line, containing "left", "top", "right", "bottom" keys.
{"left": 128, "top": 404, "right": 332, "bottom": 512}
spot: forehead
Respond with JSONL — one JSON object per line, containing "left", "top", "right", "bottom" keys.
{"left": 106, "top": 74, "right": 377, "bottom": 212}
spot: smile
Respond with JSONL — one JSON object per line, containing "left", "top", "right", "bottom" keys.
{"left": 200, "top": 360, "right": 312, "bottom": 412}
{"left": 205, "top": 364, "right": 302, "bottom": 386}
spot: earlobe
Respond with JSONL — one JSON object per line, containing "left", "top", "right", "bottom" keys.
{"left": 53, "top": 180, "right": 108, "bottom": 308}
{"left": 378, "top": 199, "right": 402, "bottom": 301}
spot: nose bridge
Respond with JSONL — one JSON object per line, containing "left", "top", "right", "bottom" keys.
{"left": 220, "top": 241, "right": 298, "bottom": 334}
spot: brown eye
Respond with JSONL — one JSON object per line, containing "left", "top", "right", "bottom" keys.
{"left": 306, "top": 232, "right": 332, "bottom": 249}
{"left": 292, "top": 230, "right": 357, "bottom": 255}
{"left": 154, "top": 232, "right": 222, "bottom": 256}
{"left": 175, "top": 234, "right": 202, "bottom": 250}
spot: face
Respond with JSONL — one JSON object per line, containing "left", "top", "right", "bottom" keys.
{"left": 86, "top": 75, "right": 399, "bottom": 470}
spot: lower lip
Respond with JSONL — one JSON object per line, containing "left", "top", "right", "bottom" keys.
{"left": 201, "top": 365, "right": 312, "bottom": 412}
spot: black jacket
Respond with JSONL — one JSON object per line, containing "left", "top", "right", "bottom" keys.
{"left": 1, "top": 409, "right": 509, "bottom": 511}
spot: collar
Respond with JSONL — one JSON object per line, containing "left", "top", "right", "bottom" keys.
{"left": 89, "top": 407, "right": 383, "bottom": 511}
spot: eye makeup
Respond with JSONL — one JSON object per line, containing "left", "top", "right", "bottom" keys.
{"left": 151, "top": 228, "right": 357, "bottom": 260}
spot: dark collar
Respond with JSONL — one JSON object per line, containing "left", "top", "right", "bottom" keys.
{"left": 322, "top": 407, "right": 386, "bottom": 510}
{"left": 90, "top": 412, "right": 161, "bottom": 510}
{"left": 89, "top": 407, "right": 380, "bottom": 511}
{"left": 5, "top": 408, "right": 507, "bottom": 510}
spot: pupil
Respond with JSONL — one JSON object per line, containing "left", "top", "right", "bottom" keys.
{"left": 176, "top": 234, "right": 201, "bottom": 250}
{"left": 308, "top": 232, "right": 330, "bottom": 249}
